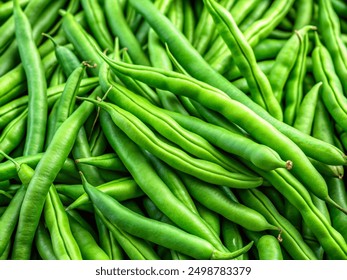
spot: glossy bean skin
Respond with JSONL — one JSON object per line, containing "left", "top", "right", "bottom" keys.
{"left": 181, "top": 173, "right": 279, "bottom": 233}
{"left": 68, "top": 214, "right": 109, "bottom": 260}
{"left": 257, "top": 235, "right": 283, "bottom": 260}
{"left": 246, "top": 164, "right": 347, "bottom": 260}
{"left": 99, "top": 109, "right": 229, "bottom": 252}
{"left": 204, "top": 0, "right": 283, "bottom": 121}
{"left": 237, "top": 187, "right": 317, "bottom": 260}
{"left": 318, "top": 0, "right": 347, "bottom": 95}
{"left": 83, "top": 173, "right": 253, "bottom": 260}
{"left": 312, "top": 33, "right": 347, "bottom": 132}
{"left": 43, "top": 185, "right": 82, "bottom": 260}
{"left": 97, "top": 55, "right": 337, "bottom": 206}
{"left": 327, "top": 177, "right": 347, "bottom": 242}
{"left": 13, "top": 0, "right": 48, "bottom": 156}
{"left": 34, "top": 221, "right": 57, "bottom": 260}
{"left": 66, "top": 177, "right": 144, "bottom": 211}
{"left": 81, "top": 0, "right": 113, "bottom": 52}
{"left": 104, "top": 0, "right": 150, "bottom": 66}
{"left": 11, "top": 88, "right": 102, "bottom": 260}
{"left": 87, "top": 94, "right": 263, "bottom": 189}
{"left": 283, "top": 29, "right": 309, "bottom": 126}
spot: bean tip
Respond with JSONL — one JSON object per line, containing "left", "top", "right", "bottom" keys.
{"left": 285, "top": 160, "right": 293, "bottom": 170}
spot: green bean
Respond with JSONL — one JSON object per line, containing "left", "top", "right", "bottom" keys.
{"left": 13, "top": 0, "right": 48, "bottom": 156}
{"left": 221, "top": 218, "right": 247, "bottom": 260}
{"left": 86, "top": 96, "right": 263, "bottom": 189}
{"left": 104, "top": 0, "right": 150, "bottom": 66}
{"left": 61, "top": 11, "right": 102, "bottom": 77}
{"left": 11, "top": 87, "right": 102, "bottom": 260}
{"left": 225, "top": 60, "right": 275, "bottom": 82}
{"left": 269, "top": 25, "right": 316, "bottom": 103}
{"left": 312, "top": 33, "right": 347, "bottom": 132}
{"left": 49, "top": 66, "right": 66, "bottom": 87}
{"left": 181, "top": 173, "right": 279, "bottom": 233}
{"left": 293, "top": 82, "right": 322, "bottom": 135}
{"left": 34, "top": 221, "right": 57, "bottom": 260}
{"left": 94, "top": 212, "right": 124, "bottom": 260}
{"left": 204, "top": 0, "right": 262, "bottom": 64}
{"left": 66, "top": 177, "right": 144, "bottom": 211}
{"left": 43, "top": 185, "right": 82, "bottom": 260}
{"left": 204, "top": 0, "right": 282, "bottom": 121}
{"left": 182, "top": 0, "right": 195, "bottom": 44}
{"left": 98, "top": 56, "right": 340, "bottom": 207}
{"left": 283, "top": 28, "right": 309, "bottom": 125}
{"left": 0, "top": 109, "right": 27, "bottom": 162}
{"left": 95, "top": 207, "right": 160, "bottom": 260}
{"left": 319, "top": 0, "right": 347, "bottom": 95}
{"left": 0, "top": 184, "right": 26, "bottom": 256}
{"left": 55, "top": 184, "right": 84, "bottom": 200}
{"left": 326, "top": 177, "right": 347, "bottom": 242}
{"left": 53, "top": 64, "right": 86, "bottom": 133}
{"left": 81, "top": 0, "right": 113, "bottom": 52}
{"left": 83, "top": 173, "right": 253, "bottom": 260}
{"left": 143, "top": 151, "right": 198, "bottom": 214}
{"left": 195, "top": 201, "right": 220, "bottom": 237}
{"left": 68, "top": 213, "right": 109, "bottom": 260}
{"left": 237, "top": 187, "right": 317, "bottom": 260}
{"left": 72, "top": 126, "right": 104, "bottom": 186}
{"left": 75, "top": 153, "right": 127, "bottom": 172}
{"left": 257, "top": 235, "right": 283, "bottom": 260}
{"left": 242, "top": 2, "right": 271, "bottom": 31}
{"left": 99, "top": 109, "right": 228, "bottom": 251}
{"left": 294, "top": 0, "right": 313, "bottom": 29}
{"left": 142, "top": 196, "right": 192, "bottom": 260}
{"left": 148, "top": 30, "right": 189, "bottom": 115}
{"left": 42, "top": 33, "right": 82, "bottom": 77}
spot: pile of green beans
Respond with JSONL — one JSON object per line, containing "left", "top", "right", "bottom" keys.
{"left": 1, "top": 0, "right": 347, "bottom": 260}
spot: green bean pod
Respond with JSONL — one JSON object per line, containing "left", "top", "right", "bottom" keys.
{"left": 204, "top": 0, "right": 283, "bottom": 121}
{"left": 283, "top": 29, "right": 309, "bottom": 126}
{"left": 312, "top": 33, "right": 347, "bottom": 132}
{"left": 319, "top": 0, "right": 347, "bottom": 95}
{"left": 81, "top": 0, "right": 113, "bottom": 52}
{"left": 293, "top": 82, "right": 322, "bottom": 135}
{"left": 66, "top": 177, "right": 144, "bottom": 211}
{"left": 43, "top": 185, "right": 82, "bottom": 260}
{"left": 34, "top": 221, "right": 57, "bottom": 260}
{"left": 83, "top": 173, "right": 253, "bottom": 260}
{"left": 75, "top": 153, "right": 127, "bottom": 172}
{"left": 97, "top": 55, "right": 340, "bottom": 207}
{"left": 163, "top": 103, "right": 291, "bottom": 172}
{"left": 61, "top": 11, "right": 102, "bottom": 76}
{"left": 143, "top": 151, "right": 198, "bottom": 214}
{"left": 104, "top": 0, "right": 150, "bottom": 66}
{"left": 95, "top": 207, "right": 160, "bottom": 260}
{"left": 68, "top": 214, "right": 109, "bottom": 260}
{"left": 86, "top": 97, "right": 263, "bottom": 189}
{"left": 256, "top": 235, "right": 283, "bottom": 260}
{"left": 99, "top": 109, "right": 229, "bottom": 251}
{"left": 181, "top": 173, "right": 279, "bottom": 233}
{"left": 11, "top": 88, "right": 102, "bottom": 260}
{"left": 13, "top": 0, "right": 48, "bottom": 156}
{"left": 237, "top": 187, "right": 317, "bottom": 260}
{"left": 101, "top": 68, "right": 253, "bottom": 175}
{"left": 327, "top": 177, "right": 347, "bottom": 242}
